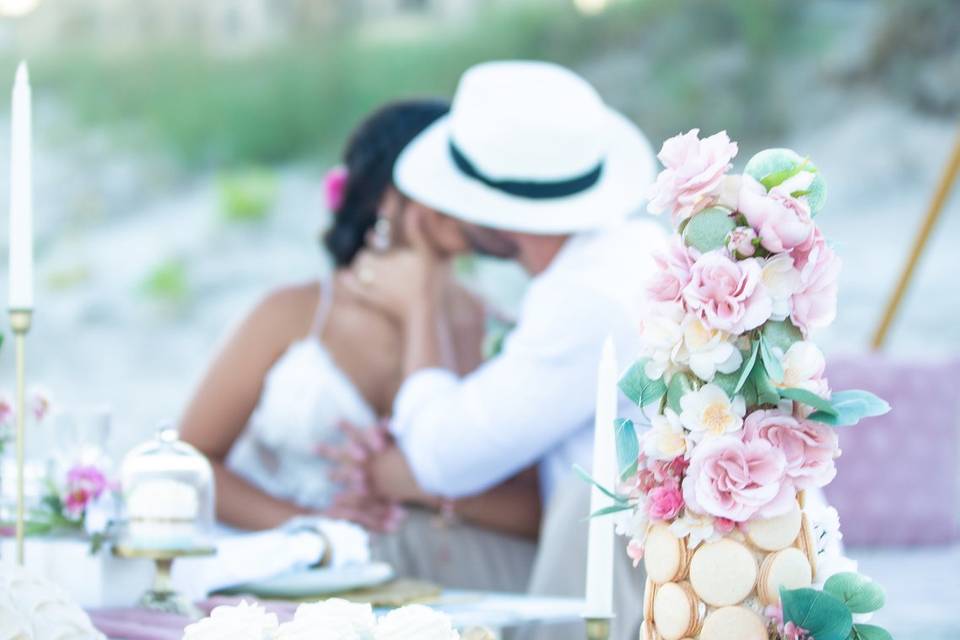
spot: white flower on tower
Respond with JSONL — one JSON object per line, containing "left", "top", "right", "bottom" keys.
{"left": 679, "top": 383, "right": 746, "bottom": 439}
{"left": 761, "top": 253, "right": 802, "bottom": 322}
{"left": 640, "top": 301, "right": 686, "bottom": 380}
{"left": 778, "top": 341, "right": 829, "bottom": 397}
{"left": 642, "top": 408, "right": 689, "bottom": 461}
{"left": 675, "top": 315, "right": 743, "bottom": 382}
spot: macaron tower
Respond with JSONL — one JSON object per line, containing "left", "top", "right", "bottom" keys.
{"left": 608, "top": 131, "right": 892, "bottom": 640}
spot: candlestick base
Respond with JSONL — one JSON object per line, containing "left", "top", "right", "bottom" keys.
{"left": 585, "top": 617, "right": 611, "bottom": 640}
{"left": 9, "top": 309, "right": 32, "bottom": 567}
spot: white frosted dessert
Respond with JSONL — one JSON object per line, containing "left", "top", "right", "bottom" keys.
{"left": 125, "top": 478, "right": 203, "bottom": 549}
{"left": 0, "top": 565, "right": 106, "bottom": 640}
{"left": 373, "top": 605, "right": 460, "bottom": 640}
{"left": 291, "top": 599, "right": 375, "bottom": 639}
{"left": 182, "top": 601, "right": 278, "bottom": 640}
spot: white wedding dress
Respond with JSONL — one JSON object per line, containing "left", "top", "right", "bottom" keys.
{"left": 227, "top": 281, "right": 378, "bottom": 510}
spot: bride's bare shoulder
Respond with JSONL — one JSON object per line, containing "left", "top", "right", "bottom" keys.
{"left": 245, "top": 280, "right": 321, "bottom": 342}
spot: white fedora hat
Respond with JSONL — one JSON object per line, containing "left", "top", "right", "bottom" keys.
{"left": 394, "top": 60, "right": 655, "bottom": 235}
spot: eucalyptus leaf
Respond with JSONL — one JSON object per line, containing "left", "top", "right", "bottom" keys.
{"left": 759, "top": 334, "right": 784, "bottom": 383}
{"left": 615, "top": 418, "right": 640, "bottom": 482}
{"left": 824, "top": 572, "right": 886, "bottom": 614}
{"left": 619, "top": 359, "right": 667, "bottom": 407}
{"left": 781, "top": 587, "right": 853, "bottom": 640}
{"left": 750, "top": 364, "right": 781, "bottom": 406}
{"left": 589, "top": 503, "right": 635, "bottom": 519}
{"left": 762, "top": 320, "right": 803, "bottom": 353}
{"left": 735, "top": 340, "right": 760, "bottom": 393}
{"left": 849, "top": 624, "right": 894, "bottom": 640}
{"left": 666, "top": 373, "right": 694, "bottom": 415}
{"left": 744, "top": 148, "right": 827, "bottom": 214}
{"left": 780, "top": 387, "right": 837, "bottom": 416}
{"left": 712, "top": 370, "right": 740, "bottom": 399}
{"left": 573, "top": 465, "right": 627, "bottom": 505}
{"left": 809, "top": 389, "right": 891, "bottom": 427}
{"left": 682, "top": 207, "right": 737, "bottom": 253}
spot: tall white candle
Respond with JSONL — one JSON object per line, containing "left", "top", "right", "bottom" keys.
{"left": 584, "top": 336, "right": 617, "bottom": 619}
{"left": 8, "top": 61, "right": 33, "bottom": 311}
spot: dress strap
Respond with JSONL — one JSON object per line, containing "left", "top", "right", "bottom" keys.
{"left": 309, "top": 277, "right": 336, "bottom": 340}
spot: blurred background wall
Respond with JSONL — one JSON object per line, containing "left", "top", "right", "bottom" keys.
{"left": 0, "top": 0, "right": 955, "bottom": 456}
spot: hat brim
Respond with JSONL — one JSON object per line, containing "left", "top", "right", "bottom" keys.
{"left": 394, "top": 107, "right": 656, "bottom": 235}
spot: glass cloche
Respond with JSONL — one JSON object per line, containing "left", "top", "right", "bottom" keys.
{"left": 117, "top": 425, "right": 215, "bottom": 553}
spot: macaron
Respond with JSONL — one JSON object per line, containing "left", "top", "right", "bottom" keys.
{"left": 699, "top": 606, "right": 768, "bottom": 640}
{"left": 758, "top": 547, "right": 813, "bottom": 605}
{"left": 745, "top": 501, "right": 802, "bottom": 551}
{"left": 645, "top": 524, "right": 688, "bottom": 584}
{"left": 651, "top": 581, "right": 700, "bottom": 640}
{"left": 644, "top": 578, "right": 657, "bottom": 622}
{"left": 639, "top": 620, "right": 657, "bottom": 640}
{"left": 689, "top": 538, "right": 758, "bottom": 606}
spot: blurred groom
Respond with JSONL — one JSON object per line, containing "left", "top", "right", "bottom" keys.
{"left": 331, "top": 61, "right": 665, "bottom": 639}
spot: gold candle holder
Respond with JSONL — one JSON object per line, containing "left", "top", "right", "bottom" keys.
{"left": 585, "top": 617, "right": 611, "bottom": 640}
{"left": 9, "top": 308, "right": 32, "bottom": 566}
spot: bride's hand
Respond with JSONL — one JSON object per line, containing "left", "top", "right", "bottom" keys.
{"left": 342, "top": 208, "right": 447, "bottom": 322}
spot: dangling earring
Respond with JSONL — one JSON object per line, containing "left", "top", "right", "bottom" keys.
{"left": 370, "top": 216, "right": 392, "bottom": 252}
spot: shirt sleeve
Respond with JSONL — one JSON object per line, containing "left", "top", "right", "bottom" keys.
{"left": 390, "top": 279, "right": 626, "bottom": 498}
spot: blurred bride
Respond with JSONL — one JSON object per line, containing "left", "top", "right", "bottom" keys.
{"left": 178, "top": 100, "right": 538, "bottom": 589}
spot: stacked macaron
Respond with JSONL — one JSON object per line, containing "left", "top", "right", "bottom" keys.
{"left": 640, "top": 498, "right": 817, "bottom": 640}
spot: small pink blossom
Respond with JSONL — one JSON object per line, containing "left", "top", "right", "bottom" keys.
{"left": 682, "top": 252, "right": 773, "bottom": 334}
{"left": 29, "top": 387, "right": 52, "bottom": 422}
{"left": 783, "top": 622, "right": 811, "bottom": 640}
{"left": 648, "top": 129, "right": 738, "bottom": 223}
{"left": 648, "top": 480, "right": 685, "bottom": 521}
{"left": 738, "top": 175, "right": 815, "bottom": 254}
{"left": 727, "top": 226, "right": 757, "bottom": 257}
{"left": 626, "top": 538, "right": 645, "bottom": 568}
{"left": 652, "top": 456, "right": 689, "bottom": 483}
{"left": 62, "top": 465, "right": 110, "bottom": 520}
{"left": 764, "top": 604, "right": 784, "bottom": 627}
{"left": 791, "top": 232, "right": 841, "bottom": 335}
{"left": 323, "top": 165, "right": 349, "bottom": 212}
{"left": 648, "top": 237, "right": 697, "bottom": 303}
{"left": 682, "top": 435, "right": 794, "bottom": 522}
{"left": 713, "top": 516, "right": 737, "bottom": 534}
{"left": 0, "top": 395, "right": 12, "bottom": 428}
{"left": 743, "top": 409, "right": 839, "bottom": 490}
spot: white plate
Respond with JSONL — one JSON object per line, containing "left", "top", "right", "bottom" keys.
{"left": 219, "top": 562, "right": 394, "bottom": 598}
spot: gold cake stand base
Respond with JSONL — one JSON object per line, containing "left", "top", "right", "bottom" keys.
{"left": 113, "top": 543, "right": 216, "bottom": 620}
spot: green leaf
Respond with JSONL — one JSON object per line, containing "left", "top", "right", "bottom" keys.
{"left": 824, "top": 572, "right": 886, "bottom": 614}
{"left": 573, "top": 465, "right": 628, "bottom": 505}
{"left": 735, "top": 340, "right": 760, "bottom": 393}
{"left": 759, "top": 335, "right": 784, "bottom": 383}
{"left": 744, "top": 148, "right": 827, "bottom": 215}
{"left": 712, "top": 370, "right": 740, "bottom": 398}
{"left": 614, "top": 419, "right": 640, "bottom": 482}
{"left": 781, "top": 587, "right": 853, "bottom": 640}
{"left": 780, "top": 387, "right": 837, "bottom": 416}
{"left": 666, "top": 373, "right": 694, "bottom": 415}
{"left": 809, "top": 389, "right": 891, "bottom": 427}
{"left": 619, "top": 359, "right": 667, "bottom": 407}
{"left": 589, "top": 503, "right": 635, "bottom": 519}
{"left": 682, "top": 207, "right": 737, "bottom": 253}
{"left": 750, "top": 364, "right": 781, "bottom": 406}
{"left": 762, "top": 320, "right": 803, "bottom": 353}
{"left": 849, "top": 624, "right": 894, "bottom": 640}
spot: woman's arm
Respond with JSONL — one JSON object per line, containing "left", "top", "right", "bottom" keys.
{"left": 179, "top": 286, "right": 315, "bottom": 530}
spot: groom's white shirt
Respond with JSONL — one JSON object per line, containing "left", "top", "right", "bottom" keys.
{"left": 391, "top": 217, "right": 667, "bottom": 500}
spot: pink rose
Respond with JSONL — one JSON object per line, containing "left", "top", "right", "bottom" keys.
{"left": 783, "top": 622, "right": 811, "bottom": 640}
{"left": 648, "top": 479, "right": 685, "bottom": 521}
{"left": 726, "top": 226, "right": 757, "bottom": 257}
{"left": 790, "top": 232, "right": 841, "bottom": 335}
{"left": 648, "top": 237, "right": 697, "bottom": 303}
{"left": 682, "top": 435, "right": 794, "bottom": 522}
{"left": 652, "top": 455, "right": 689, "bottom": 483}
{"left": 737, "top": 175, "right": 815, "bottom": 254}
{"left": 682, "top": 252, "right": 772, "bottom": 334}
{"left": 743, "top": 409, "right": 839, "bottom": 490}
{"left": 63, "top": 465, "right": 110, "bottom": 519}
{"left": 648, "top": 129, "right": 738, "bottom": 223}
{"left": 323, "top": 165, "right": 349, "bottom": 212}
{"left": 713, "top": 517, "right": 737, "bottom": 534}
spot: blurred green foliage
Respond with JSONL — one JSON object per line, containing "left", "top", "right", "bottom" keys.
{"left": 139, "top": 258, "right": 189, "bottom": 303}
{"left": 10, "top": 0, "right": 822, "bottom": 168}
{"left": 217, "top": 167, "right": 278, "bottom": 223}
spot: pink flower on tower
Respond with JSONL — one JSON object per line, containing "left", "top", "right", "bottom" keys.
{"left": 682, "top": 435, "right": 794, "bottom": 522}
{"left": 790, "top": 231, "right": 842, "bottom": 335}
{"left": 647, "top": 479, "right": 685, "bottom": 521}
{"left": 737, "top": 175, "right": 816, "bottom": 254}
{"left": 682, "top": 251, "right": 772, "bottom": 334}
{"left": 647, "top": 129, "right": 738, "bottom": 223}
{"left": 647, "top": 237, "right": 698, "bottom": 303}
{"left": 743, "top": 409, "right": 839, "bottom": 490}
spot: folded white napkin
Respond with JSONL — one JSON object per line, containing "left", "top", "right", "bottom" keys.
{"left": 172, "top": 518, "right": 370, "bottom": 600}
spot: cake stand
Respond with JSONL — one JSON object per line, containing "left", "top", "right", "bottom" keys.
{"left": 113, "top": 543, "right": 216, "bottom": 620}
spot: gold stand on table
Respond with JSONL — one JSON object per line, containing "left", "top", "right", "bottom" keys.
{"left": 113, "top": 543, "right": 216, "bottom": 620}
{"left": 585, "top": 617, "right": 611, "bottom": 640}
{"left": 10, "top": 309, "right": 32, "bottom": 566}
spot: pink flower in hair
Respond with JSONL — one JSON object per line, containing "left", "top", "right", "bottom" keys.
{"left": 323, "top": 165, "right": 349, "bottom": 212}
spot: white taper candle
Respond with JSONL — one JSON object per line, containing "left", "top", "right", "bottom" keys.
{"left": 9, "top": 61, "right": 33, "bottom": 311}
{"left": 584, "top": 336, "right": 618, "bottom": 619}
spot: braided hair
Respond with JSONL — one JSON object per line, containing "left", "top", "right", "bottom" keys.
{"left": 323, "top": 99, "right": 449, "bottom": 267}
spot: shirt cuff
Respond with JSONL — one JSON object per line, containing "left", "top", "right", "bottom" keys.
{"left": 390, "top": 367, "right": 459, "bottom": 439}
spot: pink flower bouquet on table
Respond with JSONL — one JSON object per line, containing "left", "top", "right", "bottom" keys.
{"left": 591, "top": 131, "right": 893, "bottom": 640}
